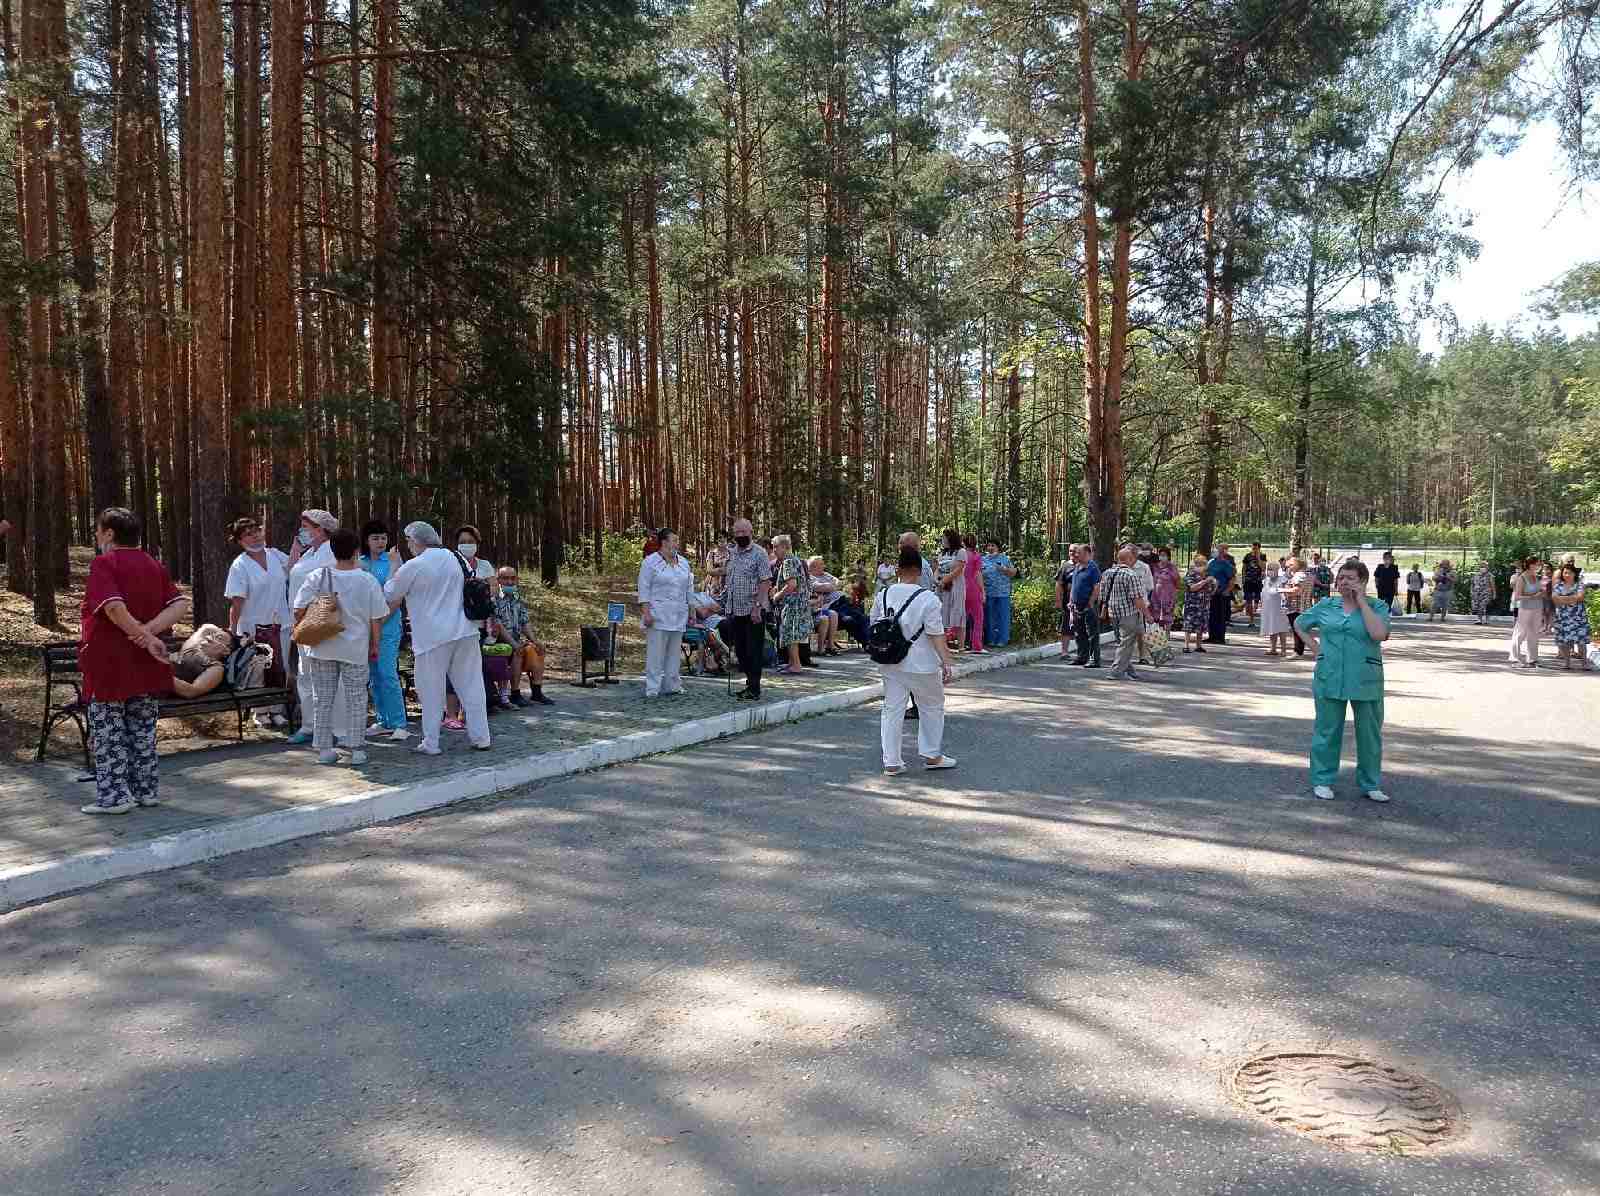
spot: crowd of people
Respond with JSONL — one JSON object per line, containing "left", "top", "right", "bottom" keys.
{"left": 633, "top": 523, "right": 1022, "bottom": 700}
{"left": 58, "top": 499, "right": 1598, "bottom": 817}
{"left": 72, "top": 506, "right": 558, "bottom": 815}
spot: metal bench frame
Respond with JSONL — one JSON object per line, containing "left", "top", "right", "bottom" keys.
{"left": 36, "top": 640, "right": 297, "bottom": 769}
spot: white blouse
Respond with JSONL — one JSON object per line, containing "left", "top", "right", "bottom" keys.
{"left": 224, "top": 547, "right": 291, "bottom": 634}
{"left": 637, "top": 552, "right": 694, "bottom": 633}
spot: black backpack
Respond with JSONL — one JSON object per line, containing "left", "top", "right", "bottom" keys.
{"left": 866, "top": 587, "right": 926, "bottom": 665}
{"left": 457, "top": 552, "right": 496, "bottom": 621}
{"left": 223, "top": 634, "right": 269, "bottom": 689}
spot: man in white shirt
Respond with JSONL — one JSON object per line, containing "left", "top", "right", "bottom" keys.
{"left": 285, "top": 509, "right": 342, "bottom": 744}
{"left": 637, "top": 528, "right": 694, "bottom": 698}
{"left": 876, "top": 544, "right": 958, "bottom": 775}
{"left": 384, "top": 520, "right": 491, "bottom": 755}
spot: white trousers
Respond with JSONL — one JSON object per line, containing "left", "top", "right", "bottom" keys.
{"left": 880, "top": 667, "right": 945, "bottom": 767}
{"left": 644, "top": 627, "right": 685, "bottom": 696}
{"left": 295, "top": 638, "right": 351, "bottom": 739}
{"left": 1509, "top": 605, "right": 1542, "bottom": 664}
{"left": 416, "top": 635, "right": 490, "bottom": 751}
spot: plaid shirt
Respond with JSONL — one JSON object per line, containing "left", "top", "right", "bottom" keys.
{"left": 722, "top": 544, "right": 771, "bottom": 617}
{"left": 1101, "top": 565, "right": 1144, "bottom": 621}
{"left": 492, "top": 588, "right": 532, "bottom": 642}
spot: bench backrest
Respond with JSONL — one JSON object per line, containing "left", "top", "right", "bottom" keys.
{"left": 43, "top": 642, "right": 81, "bottom": 677}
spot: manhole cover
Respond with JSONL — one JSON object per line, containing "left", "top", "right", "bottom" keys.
{"left": 1230, "top": 1053, "right": 1464, "bottom": 1154}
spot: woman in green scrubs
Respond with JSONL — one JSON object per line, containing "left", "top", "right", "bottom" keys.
{"left": 1295, "top": 558, "right": 1393, "bottom": 803}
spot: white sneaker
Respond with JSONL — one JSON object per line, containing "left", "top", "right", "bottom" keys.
{"left": 366, "top": 722, "right": 389, "bottom": 736}
{"left": 882, "top": 764, "right": 907, "bottom": 776}
{"left": 414, "top": 743, "right": 442, "bottom": 756}
{"left": 254, "top": 714, "right": 277, "bottom": 730}
{"left": 81, "top": 800, "right": 136, "bottom": 815}
{"left": 349, "top": 750, "right": 369, "bottom": 766}
{"left": 923, "top": 756, "right": 958, "bottom": 770}
{"left": 385, "top": 727, "right": 410, "bottom": 741}
{"left": 1363, "top": 789, "right": 1391, "bottom": 804}
{"left": 1312, "top": 785, "right": 1335, "bottom": 800}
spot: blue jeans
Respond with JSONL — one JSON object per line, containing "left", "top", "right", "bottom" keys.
{"left": 368, "top": 620, "right": 407, "bottom": 729}
{"left": 984, "top": 595, "right": 1012, "bottom": 646}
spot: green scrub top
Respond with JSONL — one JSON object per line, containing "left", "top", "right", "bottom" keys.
{"left": 1297, "top": 595, "right": 1391, "bottom": 702}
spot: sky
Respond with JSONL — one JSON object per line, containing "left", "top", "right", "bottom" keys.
{"left": 1410, "top": 121, "right": 1600, "bottom": 353}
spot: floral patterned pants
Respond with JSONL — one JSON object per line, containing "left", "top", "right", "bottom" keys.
{"left": 87, "top": 696, "right": 160, "bottom": 809}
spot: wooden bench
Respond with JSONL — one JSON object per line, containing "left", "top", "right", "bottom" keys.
{"left": 37, "top": 641, "right": 297, "bottom": 769}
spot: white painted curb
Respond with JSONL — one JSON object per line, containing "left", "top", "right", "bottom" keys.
{"left": 1, "top": 636, "right": 1076, "bottom": 912}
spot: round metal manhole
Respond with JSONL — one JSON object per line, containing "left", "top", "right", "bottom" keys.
{"left": 1230, "top": 1053, "right": 1465, "bottom": 1155}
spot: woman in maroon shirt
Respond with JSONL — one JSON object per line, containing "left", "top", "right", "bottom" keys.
{"left": 79, "top": 508, "right": 190, "bottom": 815}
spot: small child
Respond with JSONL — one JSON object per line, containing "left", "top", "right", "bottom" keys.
{"left": 1260, "top": 562, "right": 1291, "bottom": 655}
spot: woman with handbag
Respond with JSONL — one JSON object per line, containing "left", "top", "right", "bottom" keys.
{"left": 292, "top": 528, "right": 390, "bottom": 766}
{"left": 285, "top": 509, "right": 341, "bottom": 745}
{"left": 223, "top": 516, "right": 291, "bottom": 727}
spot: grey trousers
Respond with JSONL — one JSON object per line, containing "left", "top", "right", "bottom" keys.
{"left": 1109, "top": 612, "right": 1143, "bottom": 677}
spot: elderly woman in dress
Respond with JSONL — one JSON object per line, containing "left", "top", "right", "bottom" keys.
{"left": 807, "top": 556, "right": 844, "bottom": 655}
{"left": 1180, "top": 552, "right": 1215, "bottom": 654}
{"left": 169, "top": 624, "right": 271, "bottom": 697}
{"left": 223, "top": 516, "right": 290, "bottom": 727}
{"left": 771, "top": 534, "right": 812, "bottom": 676}
{"left": 1470, "top": 560, "right": 1496, "bottom": 624}
{"left": 936, "top": 529, "right": 968, "bottom": 651}
{"left": 1550, "top": 561, "right": 1592, "bottom": 670}
{"left": 1428, "top": 559, "right": 1455, "bottom": 621}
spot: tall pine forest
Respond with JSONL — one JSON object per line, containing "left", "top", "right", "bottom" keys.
{"left": 2, "top": 0, "right": 1598, "bottom": 625}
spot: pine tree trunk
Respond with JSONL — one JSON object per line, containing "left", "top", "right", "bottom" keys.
{"left": 191, "top": 0, "right": 229, "bottom": 622}
{"left": 228, "top": 0, "right": 259, "bottom": 510}
{"left": 268, "top": 0, "right": 303, "bottom": 521}
{"left": 1079, "top": 0, "right": 1109, "bottom": 566}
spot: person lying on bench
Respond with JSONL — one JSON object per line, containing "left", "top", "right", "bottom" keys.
{"left": 169, "top": 624, "right": 271, "bottom": 698}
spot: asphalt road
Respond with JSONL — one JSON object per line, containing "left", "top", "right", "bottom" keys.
{"left": 2, "top": 620, "right": 1596, "bottom": 1195}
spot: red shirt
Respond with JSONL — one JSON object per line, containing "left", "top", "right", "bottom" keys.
{"left": 79, "top": 549, "right": 181, "bottom": 703}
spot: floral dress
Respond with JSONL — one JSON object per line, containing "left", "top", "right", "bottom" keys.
{"left": 1182, "top": 567, "right": 1214, "bottom": 632}
{"left": 776, "top": 555, "right": 813, "bottom": 647}
{"left": 1552, "top": 580, "right": 1591, "bottom": 647}
{"left": 1470, "top": 567, "right": 1495, "bottom": 615}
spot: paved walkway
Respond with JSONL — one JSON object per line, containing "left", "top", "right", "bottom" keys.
{"left": 1, "top": 650, "right": 887, "bottom": 876}
{"left": 1, "top": 620, "right": 1594, "bottom": 1195}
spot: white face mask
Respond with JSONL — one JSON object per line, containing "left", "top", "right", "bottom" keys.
{"left": 457, "top": 542, "right": 477, "bottom": 559}
{"left": 298, "top": 528, "right": 313, "bottom": 546}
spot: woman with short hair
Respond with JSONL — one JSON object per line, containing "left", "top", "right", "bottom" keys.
{"left": 1508, "top": 556, "right": 1544, "bottom": 668}
{"left": 285, "top": 509, "right": 341, "bottom": 745}
{"left": 1296, "top": 559, "right": 1393, "bottom": 803}
{"left": 637, "top": 528, "right": 694, "bottom": 698}
{"left": 771, "top": 534, "right": 812, "bottom": 675}
{"left": 293, "top": 527, "right": 390, "bottom": 766}
{"left": 1181, "top": 553, "right": 1214, "bottom": 654}
{"left": 222, "top": 516, "right": 290, "bottom": 727}
{"left": 1428, "top": 559, "right": 1455, "bottom": 621}
{"left": 1551, "top": 562, "right": 1591, "bottom": 670}
{"left": 1470, "top": 560, "right": 1496, "bottom": 624}
{"left": 78, "top": 508, "right": 190, "bottom": 814}
{"left": 359, "top": 520, "right": 409, "bottom": 739}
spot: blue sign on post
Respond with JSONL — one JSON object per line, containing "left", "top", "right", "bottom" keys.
{"left": 607, "top": 602, "right": 626, "bottom": 625}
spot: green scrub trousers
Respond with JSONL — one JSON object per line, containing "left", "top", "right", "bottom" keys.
{"left": 1310, "top": 696, "right": 1383, "bottom": 793}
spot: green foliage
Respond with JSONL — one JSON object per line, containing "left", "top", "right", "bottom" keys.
{"left": 1007, "top": 578, "right": 1058, "bottom": 646}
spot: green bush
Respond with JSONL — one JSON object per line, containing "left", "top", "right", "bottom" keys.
{"left": 1009, "top": 578, "right": 1060, "bottom": 644}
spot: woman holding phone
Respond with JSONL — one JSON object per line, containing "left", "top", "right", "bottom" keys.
{"left": 1296, "top": 559, "right": 1393, "bottom": 803}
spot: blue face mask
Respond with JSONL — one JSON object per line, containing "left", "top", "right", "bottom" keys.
{"left": 298, "top": 528, "right": 313, "bottom": 547}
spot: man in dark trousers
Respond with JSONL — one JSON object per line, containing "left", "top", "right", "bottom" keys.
{"left": 723, "top": 517, "right": 772, "bottom": 700}
{"left": 1070, "top": 544, "right": 1102, "bottom": 666}
{"left": 1374, "top": 551, "right": 1400, "bottom": 610}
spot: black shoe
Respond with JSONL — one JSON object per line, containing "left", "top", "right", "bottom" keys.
{"left": 906, "top": 707, "right": 920, "bottom": 721}
{"left": 1086, "top": 661, "right": 1101, "bottom": 668}
{"left": 529, "top": 690, "right": 555, "bottom": 706}
{"left": 486, "top": 698, "right": 505, "bottom": 713}
{"left": 1073, "top": 658, "right": 1089, "bottom": 667}
{"left": 508, "top": 693, "right": 530, "bottom": 708}
{"left": 735, "top": 688, "right": 759, "bottom": 701}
